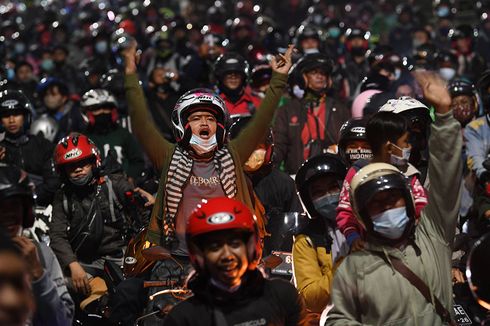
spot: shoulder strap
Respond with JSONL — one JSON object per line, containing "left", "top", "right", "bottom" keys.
{"left": 104, "top": 176, "right": 123, "bottom": 223}
{"left": 388, "top": 255, "right": 456, "bottom": 326}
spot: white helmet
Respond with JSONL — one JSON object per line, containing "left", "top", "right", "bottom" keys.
{"left": 171, "top": 88, "right": 228, "bottom": 147}
{"left": 379, "top": 96, "right": 429, "bottom": 114}
{"left": 29, "top": 115, "right": 59, "bottom": 142}
{"left": 80, "top": 89, "right": 118, "bottom": 110}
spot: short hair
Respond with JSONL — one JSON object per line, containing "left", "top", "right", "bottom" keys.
{"left": 366, "top": 111, "right": 409, "bottom": 155}
{"left": 14, "top": 61, "right": 34, "bottom": 74}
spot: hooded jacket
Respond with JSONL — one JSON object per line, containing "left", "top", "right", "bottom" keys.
{"left": 324, "top": 111, "right": 462, "bottom": 325}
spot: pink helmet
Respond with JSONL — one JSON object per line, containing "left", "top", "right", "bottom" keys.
{"left": 351, "top": 89, "right": 382, "bottom": 118}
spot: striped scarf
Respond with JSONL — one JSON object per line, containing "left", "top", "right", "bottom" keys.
{"left": 163, "top": 146, "right": 237, "bottom": 245}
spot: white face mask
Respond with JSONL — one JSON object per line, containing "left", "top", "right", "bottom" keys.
{"left": 189, "top": 134, "right": 217, "bottom": 155}
{"left": 390, "top": 143, "right": 411, "bottom": 166}
{"left": 438, "top": 67, "right": 456, "bottom": 81}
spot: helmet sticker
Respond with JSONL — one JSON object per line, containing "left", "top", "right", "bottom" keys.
{"left": 64, "top": 148, "right": 82, "bottom": 160}
{"left": 350, "top": 127, "right": 366, "bottom": 133}
{"left": 1, "top": 99, "right": 19, "bottom": 107}
{"left": 207, "top": 213, "right": 235, "bottom": 225}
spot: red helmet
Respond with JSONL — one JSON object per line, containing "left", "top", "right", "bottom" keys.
{"left": 54, "top": 133, "right": 101, "bottom": 171}
{"left": 186, "top": 197, "right": 261, "bottom": 271}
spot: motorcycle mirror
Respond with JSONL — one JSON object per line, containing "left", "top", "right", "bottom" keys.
{"left": 141, "top": 246, "right": 172, "bottom": 261}
{"left": 466, "top": 233, "right": 490, "bottom": 310}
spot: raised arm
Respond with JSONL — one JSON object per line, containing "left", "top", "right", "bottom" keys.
{"left": 122, "top": 41, "right": 172, "bottom": 172}
{"left": 413, "top": 71, "right": 462, "bottom": 244}
{"left": 231, "top": 45, "right": 294, "bottom": 163}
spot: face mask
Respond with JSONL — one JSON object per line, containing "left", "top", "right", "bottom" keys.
{"left": 390, "top": 143, "right": 410, "bottom": 166}
{"left": 303, "top": 48, "right": 319, "bottom": 54}
{"left": 44, "top": 95, "right": 64, "bottom": 110}
{"left": 292, "top": 85, "right": 305, "bottom": 99}
{"left": 244, "top": 148, "right": 266, "bottom": 172}
{"left": 14, "top": 42, "right": 26, "bottom": 54}
{"left": 413, "top": 39, "right": 425, "bottom": 49}
{"left": 189, "top": 134, "right": 217, "bottom": 155}
{"left": 93, "top": 113, "right": 113, "bottom": 126}
{"left": 439, "top": 67, "right": 456, "bottom": 81}
{"left": 312, "top": 192, "right": 340, "bottom": 221}
{"left": 95, "top": 41, "right": 108, "bottom": 54}
{"left": 394, "top": 68, "right": 402, "bottom": 80}
{"left": 350, "top": 46, "right": 367, "bottom": 57}
{"left": 69, "top": 169, "right": 93, "bottom": 186}
{"left": 328, "top": 27, "right": 341, "bottom": 38}
{"left": 453, "top": 104, "right": 474, "bottom": 126}
{"left": 371, "top": 206, "right": 409, "bottom": 239}
{"left": 41, "top": 59, "right": 54, "bottom": 71}
{"left": 345, "top": 148, "right": 372, "bottom": 163}
{"left": 6, "top": 68, "right": 14, "bottom": 80}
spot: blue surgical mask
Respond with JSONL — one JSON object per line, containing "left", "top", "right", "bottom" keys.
{"left": 95, "top": 41, "right": 108, "bottom": 54}
{"left": 313, "top": 191, "right": 340, "bottom": 220}
{"left": 328, "top": 27, "right": 341, "bottom": 39}
{"left": 41, "top": 59, "right": 54, "bottom": 72}
{"left": 371, "top": 206, "right": 409, "bottom": 239}
{"left": 390, "top": 143, "right": 410, "bottom": 166}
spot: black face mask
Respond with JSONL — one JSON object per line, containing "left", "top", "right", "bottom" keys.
{"left": 92, "top": 113, "right": 115, "bottom": 133}
{"left": 350, "top": 46, "right": 367, "bottom": 57}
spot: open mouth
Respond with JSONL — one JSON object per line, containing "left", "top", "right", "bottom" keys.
{"left": 199, "top": 129, "right": 210, "bottom": 139}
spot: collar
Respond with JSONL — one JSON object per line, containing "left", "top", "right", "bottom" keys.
{"left": 3, "top": 133, "right": 29, "bottom": 146}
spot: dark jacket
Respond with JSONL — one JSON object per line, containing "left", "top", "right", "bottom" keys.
{"left": 86, "top": 125, "right": 146, "bottom": 180}
{"left": 49, "top": 173, "right": 133, "bottom": 271}
{"left": 164, "top": 269, "right": 307, "bottom": 326}
{"left": 0, "top": 133, "right": 59, "bottom": 206}
{"left": 273, "top": 96, "right": 350, "bottom": 175}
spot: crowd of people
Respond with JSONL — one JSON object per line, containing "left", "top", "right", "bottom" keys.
{"left": 1, "top": 0, "right": 490, "bottom": 325}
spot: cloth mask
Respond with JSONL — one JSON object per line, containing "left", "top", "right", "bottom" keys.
{"left": 189, "top": 134, "right": 217, "bottom": 155}
{"left": 69, "top": 169, "right": 93, "bottom": 186}
{"left": 453, "top": 104, "right": 474, "bottom": 126}
{"left": 312, "top": 191, "right": 340, "bottom": 221}
{"left": 371, "top": 206, "right": 409, "bottom": 239}
{"left": 390, "top": 143, "right": 410, "bottom": 166}
{"left": 345, "top": 148, "right": 372, "bottom": 163}
{"left": 303, "top": 48, "right": 320, "bottom": 54}
{"left": 244, "top": 148, "right": 267, "bottom": 172}
{"left": 439, "top": 68, "right": 456, "bottom": 81}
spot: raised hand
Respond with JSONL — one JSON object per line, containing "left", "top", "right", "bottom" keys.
{"left": 271, "top": 44, "right": 295, "bottom": 75}
{"left": 120, "top": 39, "right": 139, "bottom": 75}
{"left": 412, "top": 71, "right": 452, "bottom": 114}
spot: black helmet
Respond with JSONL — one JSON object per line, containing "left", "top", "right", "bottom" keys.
{"left": 296, "top": 24, "right": 321, "bottom": 45}
{"left": 350, "top": 163, "right": 416, "bottom": 243}
{"left": 214, "top": 52, "right": 250, "bottom": 83}
{"left": 367, "top": 45, "right": 394, "bottom": 67}
{"left": 250, "top": 64, "right": 272, "bottom": 90}
{"left": 448, "top": 78, "right": 476, "bottom": 97}
{"left": 478, "top": 69, "right": 490, "bottom": 111}
{"left": 435, "top": 49, "right": 458, "bottom": 68}
{"left": 100, "top": 69, "right": 125, "bottom": 97}
{"left": 295, "top": 53, "right": 333, "bottom": 76}
{"left": 338, "top": 118, "right": 372, "bottom": 166}
{"left": 295, "top": 153, "right": 347, "bottom": 218}
{"left": 412, "top": 43, "right": 437, "bottom": 70}
{"left": 0, "top": 90, "right": 35, "bottom": 131}
{"left": 449, "top": 24, "right": 476, "bottom": 41}
{"left": 0, "top": 163, "right": 35, "bottom": 228}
